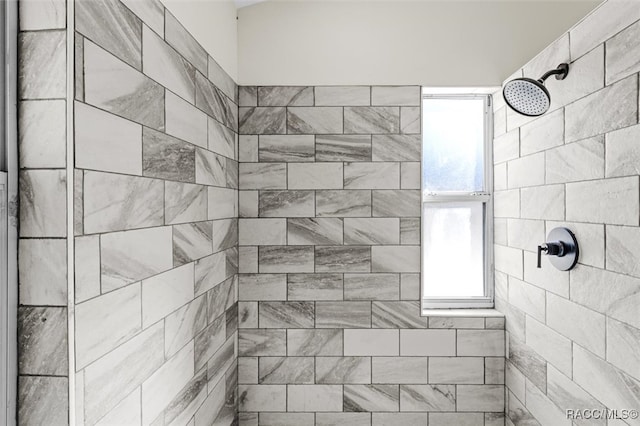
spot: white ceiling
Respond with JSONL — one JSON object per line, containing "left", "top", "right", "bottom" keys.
{"left": 234, "top": 0, "right": 268, "bottom": 9}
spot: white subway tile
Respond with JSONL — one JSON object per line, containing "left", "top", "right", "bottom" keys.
{"left": 566, "top": 177, "right": 639, "bottom": 226}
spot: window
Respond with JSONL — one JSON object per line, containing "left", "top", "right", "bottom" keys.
{"left": 421, "top": 93, "right": 493, "bottom": 309}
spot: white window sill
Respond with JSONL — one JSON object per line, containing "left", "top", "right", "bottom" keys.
{"left": 421, "top": 308, "right": 504, "bottom": 318}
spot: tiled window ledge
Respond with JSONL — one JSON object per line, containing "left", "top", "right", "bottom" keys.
{"left": 422, "top": 308, "right": 505, "bottom": 317}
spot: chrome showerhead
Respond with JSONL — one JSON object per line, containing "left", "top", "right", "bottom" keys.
{"left": 503, "top": 63, "right": 569, "bottom": 117}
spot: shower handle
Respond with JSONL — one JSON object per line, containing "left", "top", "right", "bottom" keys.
{"left": 537, "top": 242, "right": 566, "bottom": 268}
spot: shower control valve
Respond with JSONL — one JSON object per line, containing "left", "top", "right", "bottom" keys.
{"left": 537, "top": 242, "right": 566, "bottom": 268}
{"left": 536, "top": 227, "right": 579, "bottom": 271}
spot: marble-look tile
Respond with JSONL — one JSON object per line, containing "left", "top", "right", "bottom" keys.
{"left": 258, "top": 413, "right": 313, "bottom": 426}
{"left": 75, "top": 101, "right": 142, "bottom": 175}
{"left": 288, "top": 329, "right": 343, "bottom": 356}
{"left": 428, "top": 317, "right": 485, "bottom": 329}
{"left": 372, "top": 86, "right": 420, "bottom": 106}
{"left": 194, "top": 249, "right": 233, "bottom": 296}
{"left": 258, "top": 86, "right": 313, "bottom": 106}
{"left": 607, "top": 124, "right": 640, "bottom": 178}
{"left": 238, "top": 302, "right": 258, "bottom": 329}
{"left": 74, "top": 171, "right": 83, "bottom": 236}
{"left": 212, "top": 218, "right": 238, "bottom": 253}
{"left": 508, "top": 277, "right": 544, "bottom": 322}
{"left": 344, "top": 329, "right": 399, "bottom": 356}
{"left": 18, "top": 307, "right": 67, "bottom": 375}
{"left": 344, "top": 107, "right": 400, "bottom": 134}
{"left": 548, "top": 292, "right": 604, "bottom": 358}
{"left": 101, "top": 226, "right": 173, "bottom": 291}
{"left": 122, "top": 0, "right": 164, "bottom": 36}
{"left": 520, "top": 184, "right": 564, "bottom": 220}
{"left": 547, "top": 365, "right": 606, "bottom": 426}
{"left": 94, "top": 388, "right": 140, "bottom": 426}
{"left": 19, "top": 170, "right": 66, "bottom": 237}
{"left": 372, "top": 246, "right": 420, "bottom": 272}
{"left": 208, "top": 57, "right": 236, "bottom": 102}
{"left": 316, "top": 190, "right": 372, "bottom": 217}
{"left": 344, "top": 273, "right": 399, "bottom": 300}
{"left": 240, "top": 190, "right": 259, "bottom": 217}
{"left": 143, "top": 127, "right": 196, "bottom": 182}
{"left": 372, "top": 301, "right": 427, "bottom": 328}
{"left": 519, "top": 108, "right": 563, "bottom": 156}
{"left": 166, "top": 91, "right": 207, "bottom": 148}
{"left": 142, "top": 263, "right": 194, "bottom": 328}
{"left": 506, "top": 219, "right": 544, "bottom": 252}
{"left": 240, "top": 163, "right": 286, "bottom": 190}
{"left": 606, "top": 19, "right": 640, "bottom": 84}
{"left": 344, "top": 218, "right": 399, "bottom": 244}
{"left": 345, "top": 385, "right": 399, "bottom": 412}
{"left": 372, "top": 190, "right": 420, "bottom": 217}
{"left": 371, "top": 357, "right": 428, "bottom": 384}
{"left": 400, "top": 107, "right": 421, "bottom": 134}
{"left": 428, "top": 357, "right": 484, "bottom": 384}
{"left": 75, "top": 34, "right": 85, "bottom": 102}
{"left": 19, "top": 0, "right": 65, "bottom": 30}
{"left": 194, "top": 315, "right": 226, "bottom": 369}
{"left": 84, "top": 40, "right": 164, "bottom": 129}
{"left": 164, "top": 295, "right": 207, "bottom": 357}
{"left": 161, "top": 367, "right": 209, "bottom": 425}
{"left": 75, "top": 236, "right": 100, "bottom": 303}
{"left": 288, "top": 162, "right": 343, "bottom": 189}
{"left": 19, "top": 100, "right": 66, "bottom": 168}
{"left": 507, "top": 153, "right": 544, "bottom": 188}
{"left": 226, "top": 158, "right": 239, "bottom": 189}
{"left": 508, "top": 337, "right": 546, "bottom": 391}
{"left": 173, "top": 222, "right": 213, "bottom": 265}
{"left": 372, "top": 135, "right": 420, "bottom": 161}
{"left": 287, "top": 273, "right": 343, "bottom": 301}
{"left": 259, "top": 246, "right": 314, "bottom": 273}
{"left": 288, "top": 385, "right": 343, "bottom": 412}
{"left": 456, "top": 385, "right": 504, "bottom": 412}
{"left": 316, "top": 413, "right": 371, "bottom": 426}
{"left": 75, "top": 283, "right": 142, "bottom": 370}
{"left": 259, "top": 135, "right": 315, "bottom": 162}
{"left": 493, "top": 129, "right": 519, "bottom": 164}
{"left": 18, "top": 376, "right": 68, "bottom": 426}
{"left": 165, "top": 181, "right": 207, "bottom": 224}
{"left": 143, "top": 26, "right": 195, "bottom": 102}
{"left": 400, "top": 273, "right": 420, "bottom": 301}
{"left": 239, "top": 246, "right": 258, "bottom": 273}
{"left": 83, "top": 171, "right": 163, "bottom": 234}
{"left": 259, "top": 301, "right": 314, "bottom": 328}
{"left": 398, "top": 161, "right": 420, "bottom": 190}
{"left": 485, "top": 357, "right": 504, "bottom": 385}
{"left": 165, "top": 11, "right": 207, "bottom": 74}
{"left": 207, "top": 186, "right": 237, "bottom": 220}
{"left": 316, "top": 357, "right": 370, "bottom": 384}
{"left": 375, "top": 413, "right": 428, "bottom": 426}
{"left": 344, "top": 162, "right": 399, "bottom": 190}
{"left": 315, "top": 86, "right": 370, "bottom": 106}
{"left": 19, "top": 239, "right": 66, "bottom": 306}
{"left": 195, "top": 73, "right": 237, "bottom": 131}
{"left": 525, "top": 316, "right": 571, "bottom": 376}
{"left": 316, "top": 301, "right": 371, "bottom": 328}
{"left": 193, "top": 378, "right": 226, "bottom": 426}
{"left": 239, "top": 329, "right": 286, "bottom": 356}
{"left": 316, "top": 246, "right": 371, "bottom": 273}
{"left": 238, "top": 274, "right": 287, "bottom": 301}
{"left": 494, "top": 245, "right": 523, "bottom": 279}
{"left": 239, "top": 135, "right": 258, "bottom": 163}
{"left": 239, "top": 86, "right": 257, "bottom": 107}
{"left": 19, "top": 31, "right": 66, "bottom": 99}
{"left": 259, "top": 357, "right": 314, "bottom": 384}
{"left": 288, "top": 107, "right": 343, "bottom": 134}
{"left": 566, "top": 177, "right": 639, "bottom": 226}
{"left": 606, "top": 318, "right": 640, "bottom": 380}
{"left": 400, "top": 330, "right": 455, "bottom": 356}
{"left": 84, "top": 323, "right": 164, "bottom": 425}
{"left": 566, "top": 75, "right": 637, "bottom": 142}
{"left": 209, "top": 118, "right": 236, "bottom": 159}
{"left": 239, "top": 356, "right": 258, "bottom": 384}
{"left": 288, "top": 218, "right": 343, "bottom": 245}
{"left": 400, "top": 217, "right": 420, "bottom": 244}
{"left": 399, "top": 384, "right": 455, "bottom": 412}
{"left": 239, "top": 107, "right": 286, "bottom": 134}
{"left": 195, "top": 148, "right": 226, "bottom": 186}
{"left": 316, "top": 135, "right": 372, "bottom": 162}
{"left": 259, "top": 190, "right": 315, "bottom": 217}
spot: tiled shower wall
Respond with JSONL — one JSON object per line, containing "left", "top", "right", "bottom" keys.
{"left": 236, "top": 86, "right": 506, "bottom": 425}
{"left": 493, "top": 2, "right": 640, "bottom": 424}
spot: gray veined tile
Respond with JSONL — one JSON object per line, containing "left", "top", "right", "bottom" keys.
{"left": 315, "top": 301, "right": 372, "bottom": 328}
{"left": 428, "top": 357, "right": 484, "bottom": 384}
{"left": 164, "top": 10, "right": 207, "bottom": 74}
{"left": 399, "top": 385, "right": 456, "bottom": 411}
{"left": 258, "top": 86, "right": 314, "bottom": 106}
{"left": 400, "top": 273, "right": 420, "bottom": 301}
{"left": 399, "top": 161, "right": 419, "bottom": 189}
{"left": 288, "top": 329, "right": 343, "bottom": 356}
{"left": 173, "top": 222, "right": 213, "bottom": 266}
{"left": 239, "top": 329, "right": 286, "bottom": 356}
{"left": 344, "top": 162, "right": 400, "bottom": 189}
{"left": 240, "top": 190, "right": 259, "bottom": 218}
{"left": 316, "top": 413, "right": 371, "bottom": 426}
{"left": 372, "top": 301, "right": 427, "bottom": 328}
{"left": 18, "top": 376, "right": 68, "bottom": 426}
{"left": 316, "top": 357, "right": 371, "bottom": 384}
{"left": 400, "top": 217, "right": 420, "bottom": 244}
{"left": 121, "top": 0, "right": 164, "bottom": 37}
{"left": 196, "top": 73, "right": 237, "bottom": 131}
{"left": 372, "top": 86, "right": 420, "bottom": 106}
{"left": 259, "top": 412, "right": 314, "bottom": 426}
{"left": 316, "top": 190, "right": 372, "bottom": 217}
{"left": 19, "top": 239, "right": 67, "bottom": 306}
{"left": 259, "top": 246, "right": 314, "bottom": 273}
{"left": 372, "top": 246, "right": 420, "bottom": 273}
{"left": 19, "top": 170, "right": 66, "bottom": 238}
{"left": 288, "top": 107, "right": 343, "bottom": 134}
{"left": 18, "top": 307, "right": 67, "bottom": 376}
{"left": 239, "top": 107, "right": 286, "bottom": 134}
{"left": 605, "top": 10, "right": 640, "bottom": 84}
{"left": 19, "top": 100, "right": 66, "bottom": 168}
{"left": 195, "top": 148, "right": 227, "bottom": 187}
{"left": 400, "top": 106, "right": 421, "bottom": 134}
{"left": 226, "top": 157, "right": 239, "bottom": 189}
{"left": 209, "top": 118, "right": 236, "bottom": 159}
{"left": 212, "top": 218, "right": 237, "bottom": 253}
{"left": 546, "top": 365, "right": 606, "bottom": 426}
{"left": 428, "top": 317, "right": 485, "bottom": 329}
{"left": 259, "top": 301, "right": 314, "bottom": 328}
{"left": 315, "top": 86, "right": 371, "bottom": 106}
{"left": 400, "top": 330, "right": 455, "bottom": 356}
{"left": 19, "top": 0, "right": 65, "bottom": 30}
{"left": 456, "top": 385, "right": 504, "bottom": 412}
{"left": 208, "top": 56, "right": 237, "bottom": 102}
{"left": 372, "top": 134, "right": 421, "bottom": 161}
{"left": 238, "top": 274, "right": 287, "bottom": 301}
{"left": 607, "top": 124, "right": 640, "bottom": 178}
{"left": 508, "top": 337, "right": 546, "bottom": 391}
{"left": 259, "top": 357, "right": 315, "bottom": 384}
{"left": 239, "top": 384, "right": 286, "bottom": 413}
{"left": 287, "top": 273, "right": 344, "bottom": 301}
{"left": 239, "top": 163, "right": 286, "bottom": 190}
{"left": 74, "top": 171, "right": 83, "bottom": 236}
{"left": 76, "top": 0, "right": 142, "bottom": 69}
{"left": 316, "top": 135, "right": 372, "bottom": 162}
{"left": 287, "top": 385, "right": 344, "bottom": 412}
{"left": 207, "top": 186, "right": 237, "bottom": 220}
{"left": 344, "top": 218, "right": 400, "bottom": 245}
{"left": 94, "top": 388, "right": 141, "bottom": 426}
{"left": 143, "top": 127, "right": 196, "bottom": 182}
{"left": 76, "top": 34, "right": 85, "bottom": 102}
{"left": 344, "top": 107, "right": 400, "bottom": 134}
{"left": 194, "top": 249, "right": 234, "bottom": 296}
{"left": 165, "top": 181, "right": 207, "bottom": 225}
{"left": 165, "top": 295, "right": 207, "bottom": 358}
{"left": 288, "top": 162, "right": 343, "bottom": 189}
{"left": 225, "top": 301, "right": 238, "bottom": 337}
{"left": 288, "top": 218, "right": 344, "bottom": 245}
{"left": 239, "top": 86, "right": 257, "bottom": 107}
{"left": 19, "top": 31, "right": 66, "bottom": 99}
{"left": 143, "top": 26, "right": 196, "bottom": 102}
{"left": 316, "top": 246, "right": 371, "bottom": 273}
{"left": 166, "top": 91, "right": 207, "bottom": 149}
{"left": 83, "top": 171, "right": 163, "bottom": 234}
{"left": 142, "top": 263, "right": 195, "bottom": 329}
{"left": 371, "top": 357, "right": 428, "bottom": 384}
{"left": 160, "top": 366, "right": 208, "bottom": 425}
{"left": 344, "top": 385, "right": 399, "bottom": 412}
{"left": 259, "top": 190, "right": 315, "bottom": 217}
{"left": 344, "top": 273, "right": 399, "bottom": 300}
{"left": 375, "top": 413, "right": 429, "bottom": 426}
{"left": 194, "top": 314, "right": 227, "bottom": 370}
{"left": 259, "top": 135, "right": 315, "bottom": 162}
{"left": 372, "top": 190, "right": 420, "bottom": 217}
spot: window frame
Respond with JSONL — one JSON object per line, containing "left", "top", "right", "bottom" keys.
{"left": 421, "top": 93, "right": 494, "bottom": 310}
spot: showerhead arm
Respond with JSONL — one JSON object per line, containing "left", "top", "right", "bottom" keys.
{"left": 538, "top": 63, "right": 570, "bottom": 83}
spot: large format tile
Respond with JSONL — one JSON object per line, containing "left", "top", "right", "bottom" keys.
{"left": 315, "top": 246, "right": 371, "bottom": 273}
{"left": 239, "top": 107, "right": 286, "bottom": 134}
{"left": 316, "top": 357, "right": 371, "bottom": 384}
{"left": 238, "top": 385, "right": 286, "bottom": 412}
{"left": 209, "top": 118, "right": 236, "bottom": 159}
{"left": 18, "top": 307, "right": 67, "bottom": 376}
{"left": 165, "top": 181, "right": 207, "bottom": 224}
{"left": 19, "top": 31, "right": 66, "bottom": 99}
{"left": 344, "top": 329, "right": 399, "bottom": 356}
{"left": 344, "top": 385, "right": 399, "bottom": 412}
{"left": 372, "top": 357, "right": 428, "bottom": 384}
{"left": 165, "top": 90, "right": 207, "bottom": 148}
{"left": 259, "top": 135, "right": 315, "bottom": 162}
{"left": 258, "top": 86, "right": 313, "bottom": 106}
{"left": 239, "top": 329, "right": 286, "bottom": 356}
{"left": 606, "top": 124, "right": 640, "bottom": 178}
{"left": 288, "top": 163, "right": 343, "bottom": 189}
{"left": 19, "top": 170, "right": 66, "bottom": 238}
{"left": 259, "top": 190, "right": 315, "bottom": 217}
{"left": 288, "top": 329, "right": 343, "bottom": 356}
{"left": 121, "top": 0, "right": 164, "bottom": 36}
{"left": 18, "top": 376, "right": 68, "bottom": 426}
{"left": 208, "top": 56, "right": 236, "bottom": 102}
{"left": 372, "top": 135, "right": 420, "bottom": 161}
{"left": 316, "top": 135, "right": 372, "bottom": 162}
{"left": 207, "top": 187, "right": 237, "bottom": 219}
{"left": 19, "top": 0, "right": 65, "bottom": 30}
{"left": 142, "top": 263, "right": 194, "bottom": 328}
{"left": 164, "top": 295, "right": 207, "bottom": 357}
{"left": 315, "top": 86, "right": 370, "bottom": 106}
{"left": 344, "top": 107, "right": 400, "bottom": 134}
{"left": 344, "top": 162, "right": 400, "bottom": 189}
{"left": 428, "top": 358, "right": 484, "bottom": 384}
{"left": 371, "top": 86, "right": 420, "bottom": 106}
{"left": 143, "top": 127, "right": 196, "bottom": 182}
{"left": 259, "top": 357, "right": 314, "bottom": 384}
{"left": 288, "top": 385, "right": 343, "bottom": 412}
{"left": 259, "top": 246, "right": 314, "bottom": 273}
{"left": 287, "top": 273, "right": 343, "bottom": 301}
{"left": 259, "top": 301, "right": 314, "bottom": 328}
{"left": 566, "top": 177, "right": 639, "bottom": 226}
{"left": 372, "top": 301, "right": 427, "bottom": 328}
{"left": 288, "top": 107, "right": 343, "bottom": 134}
{"left": 456, "top": 385, "right": 504, "bottom": 412}
{"left": 173, "top": 222, "right": 214, "bottom": 265}
{"left": 196, "top": 73, "right": 237, "bottom": 130}
{"left": 316, "top": 190, "right": 372, "bottom": 217}
{"left": 288, "top": 218, "right": 343, "bottom": 245}
{"left": 399, "top": 384, "right": 455, "bottom": 412}
{"left": 164, "top": 11, "right": 207, "bottom": 74}
{"left": 19, "top": 100, "right": 66, "bottom": 168}
{"left": 316, "top": 301, "right": 371, "bottom": 328}
{"left": 372, "top": 190, "right": 420, "bottom": 217}
{"left": 344, "top": 273, "right": 399, "bottom": 300}
{"left": 19, "top": 239, "right": 66, "bottom": 306}
{"left": 240, "top": 163, "right": 286, "bottom": 190}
